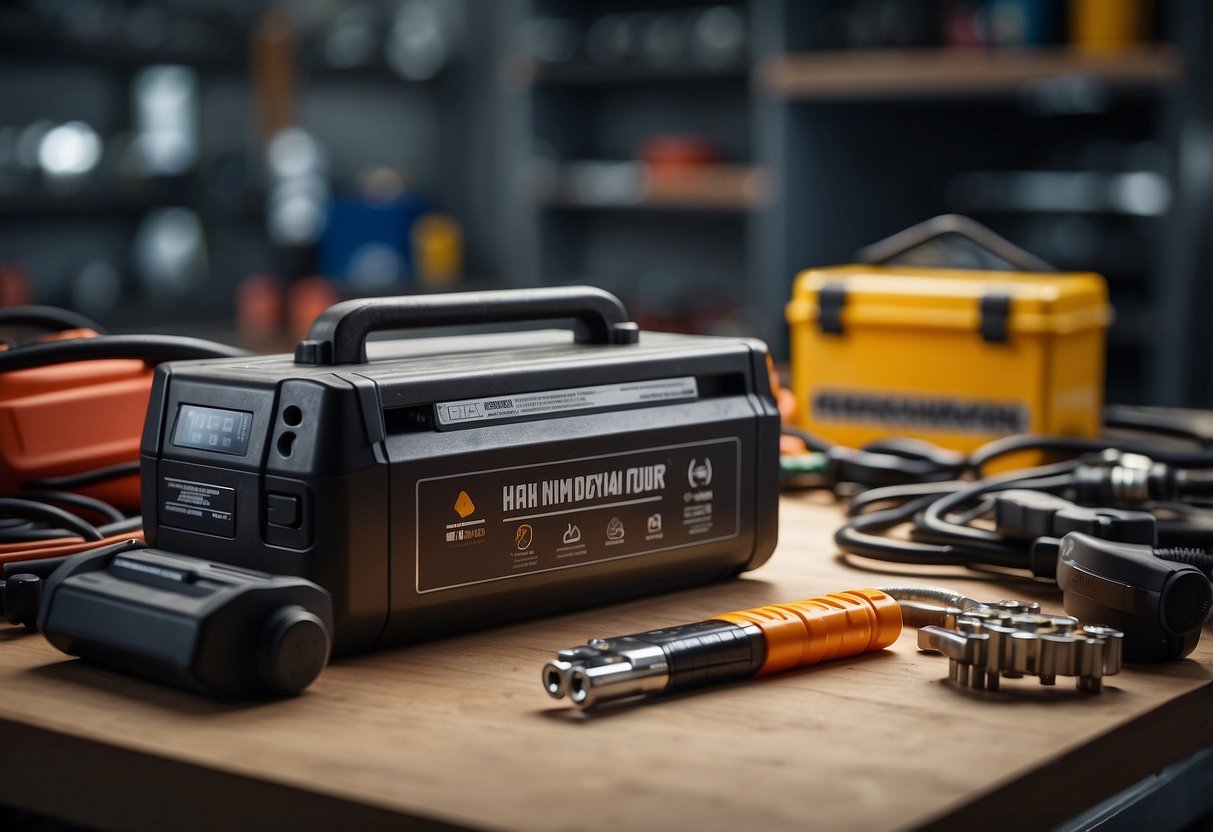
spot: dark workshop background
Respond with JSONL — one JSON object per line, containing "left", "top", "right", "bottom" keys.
{"left": 0, "top": 0, "right": 1209, "bottom": 406}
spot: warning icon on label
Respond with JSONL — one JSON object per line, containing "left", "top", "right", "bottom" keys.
{"left": 454, "top": 491, "right": 476, "bottom": 518}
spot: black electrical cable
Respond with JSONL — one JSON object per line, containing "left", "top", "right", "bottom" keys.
{"left": 952, "top": 498, "right": 996, "bottom": 526}
{"left": 0, "top": 513, "right": 140, "bottom": 544}
{"left": 847, "top": 480, "right": 968, "bottom": 517}
{"left": 0, "top": 306, "right": 107, "bottom": 334}
{"left": 780, "top": 425, "right": 833, "bottom": 453}
{"left": 836, "top": 461, "right": 1090, "bottom": 575}
{"left": 860, "top": 437, "right": 966, "bottom": 470}
{"left": 29, "top": 461, "right": 141, "bottom": 490}
{"left": 1155, "top": 548, "right": 1213, "bottom": 578}
{"left": 100, "top": 517, "right": 143, "bottom": 535}
{"left": 1, "top": 527, "right": 91, "bottom": 543}
{"left": 0, "top": 334, "right": 247, "bottom": 373}
{"left": 784, "top": 427, "right": 963, "bottom": 488}
{"left": 0, "top": 323, "right": 249, "bottom": 567}
{"left": 969, "top": 434, "right": 1213, "bottom": 474}
{"left": 784, "top": 397, "right": 1213, "bottom": 495}
{"left": 1103, "top": 404, "right": 1213, "bottom": 449}
{"left": 918, "top": 465, "right": 1080, "bottom": 546}
{"left": 0, "top": 499, "right": 102, "bottom": 542}
{"left": 1156, "top": 518, "right": 1213, "bottom": 549}
{"left": 1176, "top": 470, "right": 1213, "bottom": 500}
{"left": 835, "top": 495, "right": 1029, "bottom": 568}
{"left": 807, "top": 405, "right": 1213, "bottom": 583}
{"left": 21, "top": 491, "right": 125, "bottom": 525}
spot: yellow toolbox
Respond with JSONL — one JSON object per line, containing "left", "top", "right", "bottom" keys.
{"left": 785, "top": 219, "right": 1113, "bottom": 456}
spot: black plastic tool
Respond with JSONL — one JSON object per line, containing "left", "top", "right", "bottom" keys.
{"left": 1056, "top": 532, "right": 1211, "bottom": 662}
{"left": 34, "top": 540, "right": 332, "bottom": 697}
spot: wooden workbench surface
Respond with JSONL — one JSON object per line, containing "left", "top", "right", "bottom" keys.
{"left": 1, "top": 494, "right": 1211, "bottom": 832}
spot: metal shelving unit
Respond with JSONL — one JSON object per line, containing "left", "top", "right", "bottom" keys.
{"left": 0, "top": 1, "right": 503, "bottom": 334}
{"left": 500, "top": 0, "right": 1210, "bottom": 405}
{"left": 536, "top": 162, "right": 770, "bottom": 211}
{"left": 4, "top": 1, "right": 1210, "bottom": 404}
{"left": 760, "top": 45, "right": 1182, "bottom": 99}
{"left": 757, "top": 3, "right": 1208, "bottom": 406}
{"left": 498, "top": 0, "right": 772, "bottom": 340}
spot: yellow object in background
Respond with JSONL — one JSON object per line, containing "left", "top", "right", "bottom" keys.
{"left": 786, "top": 264, "right": 1113, "bottom": 462}
{"left": 1070, "top": 0, "right": 1149, "bottom": 54}
{"left": 413, "top": 213, "right": 464, "bottom": 288}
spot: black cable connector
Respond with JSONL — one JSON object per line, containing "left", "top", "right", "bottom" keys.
{"left": 781, "top": 426, "right": 965, "bottom": 489}
{"left": 992, "top": 490, "right": 1155, "bottom": 542}
{"left": 0, "top": 574, "right": 42, "bottom": 630}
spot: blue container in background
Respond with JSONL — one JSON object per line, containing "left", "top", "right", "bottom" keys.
{"left": 319, "top": 194, "right": 429, "bottom": 290}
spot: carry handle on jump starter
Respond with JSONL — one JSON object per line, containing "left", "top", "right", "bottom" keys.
{"left": 294, "top": 286, "right": 641, "bottom": 365}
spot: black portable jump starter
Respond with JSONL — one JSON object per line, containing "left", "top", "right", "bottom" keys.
{"left": 140, "top": 287, "right": 780, "bottom": 654}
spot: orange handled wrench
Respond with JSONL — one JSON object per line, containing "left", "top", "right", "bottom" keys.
{"left": 543, "top": 588, "right": 902, "bottom": 709}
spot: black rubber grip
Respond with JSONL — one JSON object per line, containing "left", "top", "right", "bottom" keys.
{"left": 627, "top": 619, "right": 766, "bottom": 689}
{"left": 294, "top": 286, "right": 638, "bottom": 365}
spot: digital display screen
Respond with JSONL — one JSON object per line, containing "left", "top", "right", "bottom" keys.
{"left": 172, "top": 404, "right": 253, "bottom": 456}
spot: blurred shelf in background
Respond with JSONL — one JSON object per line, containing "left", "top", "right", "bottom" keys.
{"left": 536, "top": 162, "right": 770, "bottom": 212}
{"left": 761, "top": 46, "right": 1182, "bottom": 100}
{"left": 0, "top": 37, "right": 246, "bottom": 73}
{"left": 1, "top": 0, "right": 1211, "bottom": 407}
{"left": 0, "top": 0, "right": 495, "bottom": 335}
{"left": 499, "top": 0, "right": 1213, "bottom": 407}
{"left": 0, "top": 188, "right": 192, "bottom": 217}
{"left": 507, "top": 56, "right": 747, "bottom": 86}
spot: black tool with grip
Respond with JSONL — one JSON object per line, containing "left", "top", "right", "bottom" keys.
{"left": 36, "top": 540, "right": 333, "bottom": 697}
{"left": 1056, "top": 532, "right": 1211, "bottom": 662}
{"left": 621, "top": 620, "right": 766, "bottom": 685}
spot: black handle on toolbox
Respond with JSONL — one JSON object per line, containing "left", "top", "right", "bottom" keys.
{"left": 856, "top": 214, "right": 1056, "bottom": 273}
{"left": 294, "top": 286, "right": 640, "bottom": 365}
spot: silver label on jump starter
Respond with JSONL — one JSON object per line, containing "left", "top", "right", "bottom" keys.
{"left": 433, "top": 377, "right": 699, "bottom": 427}
{"left": 414, "top": 438, "right": 739, "bottom": 593}
{"left": 160, "top": 477, "right": 236, "bottom": 538}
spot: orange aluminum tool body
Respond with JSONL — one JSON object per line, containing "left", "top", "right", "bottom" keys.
{"left": 544, "top": 588, "right": 902, "bottom": 708}
{"left": 716, "top": 589, "right": 903, "bottom": 675}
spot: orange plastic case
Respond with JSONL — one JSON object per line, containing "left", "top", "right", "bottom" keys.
{"left": 0, "top": 334, "right": 150, "bottom": 513}
{"left": 786, "top": 264, "right": 1113, "bottom": 457}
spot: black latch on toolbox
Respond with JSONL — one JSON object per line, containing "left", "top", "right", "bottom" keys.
{"left": 818, "top": 283, "right": 847, "bottom": 335}
{"left": 980, "top": 292, "right": 1011, "bottom": 343}
{"left": 851, "top": 215, "right": 1053, "bottom": 346}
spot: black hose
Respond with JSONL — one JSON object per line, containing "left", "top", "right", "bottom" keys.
{"left": 917, "top": 462, "right": 1081, "bottom": 545}
{"left": 1154, "top": 548, "right": 1213, "bottom": 579}
{"left": 780, "top": 425, "right": 833, "bottom": 453}
{"left": 0, "top": 498, "right": 102, "bottom": 541}
{"left": 0, "top": 334, "right": 247, "bottom": 373}
{"left": 835, "top": 495, "right": 1028, "bottom": 569}
{"left": 29, "top": 461, "right": 141, "bottom": 490}
{"left": 847, "top": 480, "right": 968, "bottom": 517}
{"left": 21, "top": 491, "right": 125, "bottom": 525}
{"left": 1103, "top": 404, "right": 1213, "bottom": 449}
{"left": 970, "top": 434, "right": 1213, "bottom": 473}
{"left": 0, "top": 306, "right": 107, "bottom": 334}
